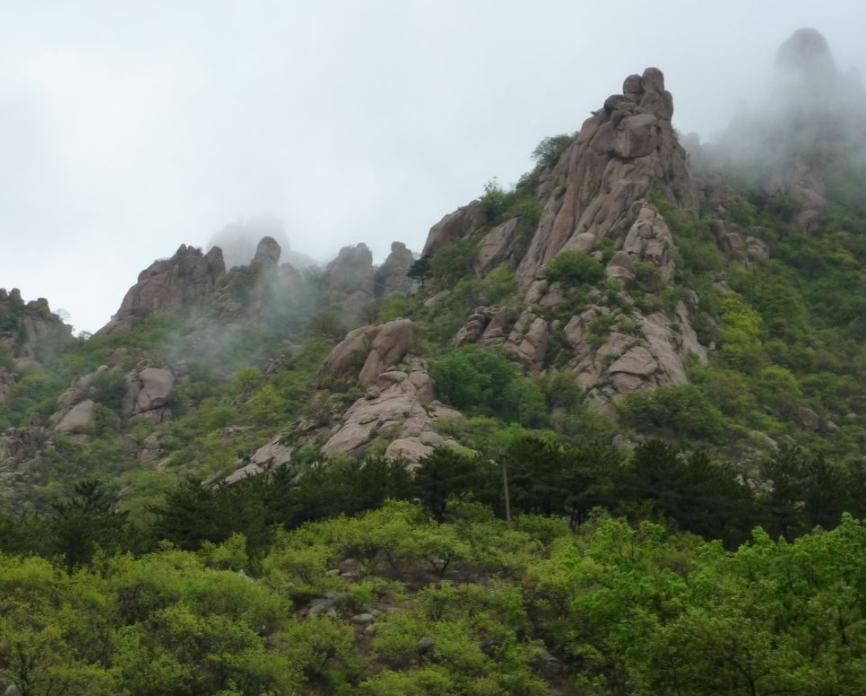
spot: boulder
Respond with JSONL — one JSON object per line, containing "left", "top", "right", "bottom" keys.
{"left": 127, "top": 367, "right": 175, "bottom": 416}
{"left": 385, "top": 437, "right": 433, "bottom": 466}
{"left": 320, "top": 320, "right": 418, "bottom": 386}
{"left": 322, "top": 361, "right": 459, "bottom": 458}
{"left": 55, "top": 399, "right": 95, "bottom": 433}
{"left": 421, "top": 201, "right": 485, "bottom": 259}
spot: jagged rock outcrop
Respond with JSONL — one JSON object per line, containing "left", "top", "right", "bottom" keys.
{"left": 455, "top": 307, "right": 549, "bottom": 375}
{"left": 0, "top": 288, "right": 72, "bottom": 363}
{"left": 516, "top": 67, "right": 692, "bottom": 284}
{"left": 605, "top": 205, "right": 675, "bottom": 289}
{"left": 0, "top": 426, "right": 49, "bottom": 468}
{"left": 708, "top": 221, "right": 770, "bottom": 265}
{"left": 421, "top": 201, "right": 485, "bottom": 259}
{"left": 250, "top": 235, "right": 281, "bottom": 270}
{"left": 209, "top": 216, "right": 316, "bottom": 269}
{"left": 322, "top": 361, "right": 462, "bottom": 461}
{"left": 475, "top": 218, "right": 521, "bottom": 275}
{"left": 100, "top": 245, "right": 226, "bottom": 333}
{"left": 563, "top": 303, "right": 706, "bottom": 404}
{"left": 320, "top": 319, "right": 418, "bottom": 386}
{"left": 224, "top": 436, "right": 295, "bottom": 484}
{"left": 325, "top": 243, "right": 375, "bottom": 328}
{"left": 375, "top": 242, "right": 415, "bottom": 297}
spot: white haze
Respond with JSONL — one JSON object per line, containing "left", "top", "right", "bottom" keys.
{"left": 1, "top": 1, "right": 864, "bottom": 332}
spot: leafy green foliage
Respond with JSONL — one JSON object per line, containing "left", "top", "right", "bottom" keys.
{"left": 430, "top": 346, "right": 545, "bottom": 425}
{"left": 543, "top": 250, "right": 605, "bottom": 287}
{"left": 619, "top": 383, "right": 725, "bottom": 441}
{"left": 531, "top": 133, "right": 575, "bottom": 169}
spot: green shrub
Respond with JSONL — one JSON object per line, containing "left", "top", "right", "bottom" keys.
{"left": 531, "top": 133, "right": 576, "bottom": 169}
{"left": 543, "top": 251, "right": 605, "bottom": 287}
{"left": 619, "top": 384, "right": 725, "bottom": 441}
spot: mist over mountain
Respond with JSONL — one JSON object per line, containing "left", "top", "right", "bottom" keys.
{"left": 2, "top": 17, "right": 866, "bottom": 696}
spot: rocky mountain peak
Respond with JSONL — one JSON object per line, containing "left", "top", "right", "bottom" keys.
{"left": 99, "top": 244, "right": 227, "bottom": 334}
{"left": 774, "top": 27, "right": 836, "bottom": 88}
{"left": 250, "top": 235, "right": 282, "bottom": 269}
{"left": 0, "top": 288, "right": 72, "bottom": 382}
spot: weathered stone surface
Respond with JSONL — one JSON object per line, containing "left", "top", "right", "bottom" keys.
{"left": 127, "top": 367, "right": 175, "bottom": 416}
{"left": 55, "top": 399, "right": 95, "bottom": 433}
{"left": 100, "top": 245, "right": 226, "bottom": 334}
{"left": 250, "top": 235, "right": 282, "bottom": 269}
{"left": 0, "top": 288, "right": 72, "bottom": 360}
{"left": 322, "top": 361, "right": 461, "bottom": 457}
{"left": 453, "top": 307, "right": 549, "bottom": 374}
{"left": 375, "top": 242, "right": 415, "bottom": 297}
{"left": 421, "top": 201, "right": 485, "bottom": 259}
{"left": 0, "top": 426, "right": 49, "bottom": 465}
{"left": 139, "top": 433, "right": 162, "bottom": 462}
{"left": 514, "top": 67, "right": 691, "bottom": 284}
{"left": 562, "top": 302, "right": 707, "bottom": 404}
{"left": 618, "top": 205, "right": 675, "bottom": 285}
{"left": 475, "top": 218, "right": 520, "bottom": 275}
{"left": 325, "top": 243, "right": 375, "bottom": 327}
{"left": 320, "top": 319, "right": 418, "bottom": 386}
{"left": 224, "top": 435, "right": 294, "bottom": 484}
{"left": 384, "top": 437, "right": 433, "bottom": 465}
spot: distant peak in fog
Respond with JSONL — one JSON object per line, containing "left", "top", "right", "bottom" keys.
{"left": 208, "top": 217, "right": 317, "bottom": 270}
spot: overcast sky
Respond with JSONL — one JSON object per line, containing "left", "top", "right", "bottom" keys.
{"left": 1, "top": 1, "right": 864, "bottom": 332}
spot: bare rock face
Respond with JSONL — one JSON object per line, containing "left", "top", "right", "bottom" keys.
{"left": 250, "top": 236, "right": 281, "bottom": 270}
{"left": 421, "top": 201, "right": 486, "bottom": 259}
{"left": 125, "top": 367, "right": 175, "bottom": 423}
{"left": 709, "top": 221, "right": 769, "bottom": 265}
{"left": 320, "top": 319, "right": 418, "bottom": 386}
{"left": 454, "top": 307, "right": 549, "bottom": 375}
{"left": 322, "top": 362, "right": 462, "bottom": 458}
{"left": 515, "top": 67, "right": 691, "bottom": 284}
{"left": 224, "top": 436, "right": 295, "bottom": 484}
{"left": 100, "top": 245, "right": 226, "bottom": 334}
{"left": 55, "top": 399, "right": 96, "bottom": 433}
{"left": 475, "top": 218, "right": 521, "bottom": 275}
{"left": 325, "top": 243, "right": 376, "bottom": 328}
{"left": 375, "top": 242, "right": 415, "bottom": 297}
{"left": 0, "top": 288, "right": 72, "bottom": 361}
{"left": 562, "top": 303, "right": 706, "bottom": 405}
{"left": 608, "top": 205, "right": 675, "bottom": 288}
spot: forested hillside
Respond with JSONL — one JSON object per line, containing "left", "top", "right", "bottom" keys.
{"left": 1, "top": 27, "right": 866, "bottom": 695}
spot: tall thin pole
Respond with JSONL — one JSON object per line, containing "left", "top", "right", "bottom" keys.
{"left": 502, "top": 460, "right": 512, "bottom": 526}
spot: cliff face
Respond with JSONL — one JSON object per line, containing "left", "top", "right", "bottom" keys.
{"left": 3, "top": 28, "right": 866, "bottom": 508}
{"left": 415, "top": 67, "right": 706, "bottom": 407}
{"left": 0, "top": 288, "right": 72, "bottom": 366}
{"left": 516, "top": 67, "right": 692, "bottom": 284}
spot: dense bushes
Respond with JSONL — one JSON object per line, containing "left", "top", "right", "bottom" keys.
{"left": 619, "top": 383, "right": 725, "bottom": 441}
{"left": 430, "top": 346, "right": 546, "bottom": 425}
{"left": 543, "top": 250, "right": 605, "bottom": 287}
{"left": 1, "top": 499, "right": 865, "bottom": 695}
